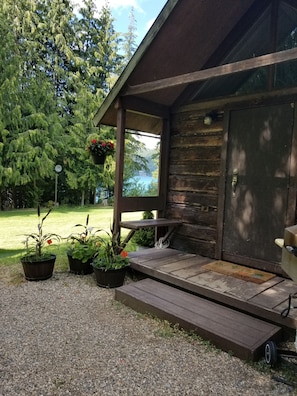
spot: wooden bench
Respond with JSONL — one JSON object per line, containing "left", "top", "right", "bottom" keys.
{"left": 120, "top": 218, "right": 182, "bottom": 248}
{"left": 116, "top": 278, "right": 282, "bottom": 361}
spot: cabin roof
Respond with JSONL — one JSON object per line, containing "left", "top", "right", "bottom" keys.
{"left": 93, "top": 0, "right": 297, "bottom": 133}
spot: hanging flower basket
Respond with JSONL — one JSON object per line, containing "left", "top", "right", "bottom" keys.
{"left": 87, "top": 139, "right": 114, "bottom": 165}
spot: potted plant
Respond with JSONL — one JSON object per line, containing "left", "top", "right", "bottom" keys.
{"left": 21, "top": 205, "right": 60, "bottom": 281}
{"left": 67, "top": 214, "right": 101, "bottom": 275}
{"left": 87, "top": 139, "right": 115, "bottom": 165}
{"left": 132, "top": 211, "right": 155, "bottom": 249}
{"left": 91, "top": 230, "right": 129, "bottom": 288}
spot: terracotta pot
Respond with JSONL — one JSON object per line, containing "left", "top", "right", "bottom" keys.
{"left": 91, "top": 152, "right": 106, "bottom": 165}
{"left": 93, "top": 266, "right": 127, "bottom": 288}
{"left": 21, "top": 254, "right": 56, "bottom": 281}
{"left": 67, "top": 254, "right": 93, "bottom": 275}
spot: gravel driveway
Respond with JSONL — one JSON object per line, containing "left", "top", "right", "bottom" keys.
{"left": 0, "top": 271, "right": 296, "bottom": 396}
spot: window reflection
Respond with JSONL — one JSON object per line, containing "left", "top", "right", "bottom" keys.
{"left": 123, "top": 131, "right": 160, "bottom": 197}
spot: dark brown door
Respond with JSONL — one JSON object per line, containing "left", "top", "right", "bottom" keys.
{"left": 222, "top": 103, "right": 294, "bottom": 270}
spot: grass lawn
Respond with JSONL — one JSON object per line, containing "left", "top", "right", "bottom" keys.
{"left": 0, "top": 205, "right": 142, "bottom": 283}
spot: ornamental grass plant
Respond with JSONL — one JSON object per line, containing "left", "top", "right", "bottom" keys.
{"left": 22, "top": 205, "right": 60, "bottom": 261}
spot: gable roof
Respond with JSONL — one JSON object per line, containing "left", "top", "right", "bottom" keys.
{"left": 93, "top": 0, "right": 297, "bottom": 133}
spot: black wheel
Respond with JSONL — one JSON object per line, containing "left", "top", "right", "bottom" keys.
{"left": 264, "top": 340, "right": 278, "bottom": 367}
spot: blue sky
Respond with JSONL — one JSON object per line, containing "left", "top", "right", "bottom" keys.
{"left": 72, "top": 0, "right": 168, "bottom": 45}
{"left": 107, "top": 0, "right": 168, "bottom": 44}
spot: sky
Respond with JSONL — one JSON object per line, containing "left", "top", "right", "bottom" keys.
{"left": 72, "top": 0, "right": 168, "bottom": 45}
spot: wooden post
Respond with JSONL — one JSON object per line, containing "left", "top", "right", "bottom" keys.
{"left": 113, "top": 99, "right": 126, "bottom": 240}
{"left": 155, "top": 116, "right": 170, "bottom": 244}
{"left": 157, "top": 117, "right": 170, "bottom": 218}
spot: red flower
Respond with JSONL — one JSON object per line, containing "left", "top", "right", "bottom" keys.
{"left": 47, "top": 239, "right": 53, "bottom": 245}
{"left": 120, "top": 250, "right": 128, "bottom": 258}
{"left": 88, "top": 139, "right": 115, "bottom": 156}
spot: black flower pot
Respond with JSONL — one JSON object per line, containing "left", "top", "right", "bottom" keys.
{"left": 93, "top": 267, "right": 127, "bottom": 288}
{"left": 91, "top": 152, "right": 106, "bottom": 165}
{"left": 21, "top": 254, "right": 56, "bottom": 281}
{"left": 67, "top": 254, "right": 93, "bottom": 275}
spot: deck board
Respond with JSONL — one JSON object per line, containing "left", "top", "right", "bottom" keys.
{"left": 128, "top": 248, "right": 297, "bottom": 329}
{"left": 227, "top": 276, "right": 284, "bottom": 300}
{"left": 249, "top": 279, "right": 297, "bottom": 309}
{"left": 227, "top": 284, "right": 274, "bottom": 301}
{"left": 116, "top": 278, "right": 282, "bottom": 361}
{"left": 168, "top": 265, "right": 209, "bottom": 279}
{"left": 187, "top": 271, "right": 243, "bottom": 293}
{"left": 159, "top": 256, "right": 212, "bottom": 274}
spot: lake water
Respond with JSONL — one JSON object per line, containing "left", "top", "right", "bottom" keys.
{"left": 134, "top": 175, "right": 155, "bottom": 187}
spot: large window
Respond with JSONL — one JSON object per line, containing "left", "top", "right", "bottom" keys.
{"left": 123, "top": 131, "right": 160, "bottom": 197}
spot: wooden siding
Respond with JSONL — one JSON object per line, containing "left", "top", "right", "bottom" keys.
{"left": 167, "top": 110, "right": 223, "bottom": 257}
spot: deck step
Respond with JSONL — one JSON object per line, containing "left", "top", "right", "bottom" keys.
{"left": 115, "top": 278, "right": 282, "bottom": 361}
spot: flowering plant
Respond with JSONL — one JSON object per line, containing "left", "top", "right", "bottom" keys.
{"left": 67, "top": 215, "right": 101, "bottom": 263}
{"left": 87, "top": 139, "right": 115, "bottom": 156}
{"left": 22, "top": 205, "right": 60, "bottom": 261}
{"left": 91, "top": 230, "right": 129, "bottom": 271}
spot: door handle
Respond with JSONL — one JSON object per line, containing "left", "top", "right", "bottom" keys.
{"left": 231, "top": 168, "right": 238, "bottom": 196}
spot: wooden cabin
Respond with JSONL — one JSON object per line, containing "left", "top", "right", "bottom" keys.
{"left": 94, "top": 0, "right": 297, "bottom": 277}
{"left": 93, "top": 1, "right": 297, "bottom": 359}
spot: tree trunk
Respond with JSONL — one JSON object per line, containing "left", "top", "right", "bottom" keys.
{"left": 81, "top": 191, "right": 85, "bottom": 206}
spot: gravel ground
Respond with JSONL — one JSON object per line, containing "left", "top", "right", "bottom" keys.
{"left": 0, "top": 271, "right": 296, "bottom": 396}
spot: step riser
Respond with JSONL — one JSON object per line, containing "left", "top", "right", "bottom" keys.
{"left": 115, "top": 279, "right": 282, "bottom": 361}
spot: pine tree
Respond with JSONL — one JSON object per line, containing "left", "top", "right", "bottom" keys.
{"left": 0, "top": 0, "right": 63, "bottom": 207}
{"left": 0, "top": 0, "right": 144, "bottom": 208}
{"left": 65, "top": 0, "right": 122, "bottom": 205}
{"left": 122, "top": 7, "right": 138, "bottom": 62}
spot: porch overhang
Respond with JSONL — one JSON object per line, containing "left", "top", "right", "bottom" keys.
{"left": 95, "top": 46, "right": 297, "bottom": 132}
{"left": 93, "top": 0, "right": 261, "bottom": 132}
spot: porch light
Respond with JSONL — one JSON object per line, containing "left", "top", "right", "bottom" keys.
{"left": 204, "top": 115, "right": 213, "bottom": 125}
{"left": 204, "top": 110, "right": 220, "bottom": 125}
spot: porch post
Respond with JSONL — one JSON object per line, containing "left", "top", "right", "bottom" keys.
{"left": 113, "top": 99, "right": 126, "bottom": 239}
{"left": 158, "top": 116, "right": 170, "bottom": 218}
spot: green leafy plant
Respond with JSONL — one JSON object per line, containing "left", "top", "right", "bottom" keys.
{"left": 87, "top": 139, "right": 115, "bottom": 156}
{"left": 67, "top": 215, "right": 101, "bottom": 263}
{"left": 22, "top": 205, "right": 60, "bottom": 260}
{"left": 132, "top": 211, "right": 155, "bottom": 247}
{"left": 91, "top": 230, "right": 129, "bottom": 271}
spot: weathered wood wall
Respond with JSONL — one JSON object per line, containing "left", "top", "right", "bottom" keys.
{"left": 167, "top": 109, "right": 224, "bottom": 258}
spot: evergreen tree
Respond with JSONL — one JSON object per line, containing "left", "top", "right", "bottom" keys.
{"left": 65, "top": 1, "right": 122, "bottom": 205}
{"left": 0, "top": 0, "right": 63, "bottom": 207}
{"left": 122, "top": 7, "right": 138, "bottom": 62}
{"left": 0, "top": 0, "right": 145, "bottom": 208}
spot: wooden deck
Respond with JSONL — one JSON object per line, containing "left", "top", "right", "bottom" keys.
{"left": 126, "top": 248, "right": 297, "bottom": 330}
